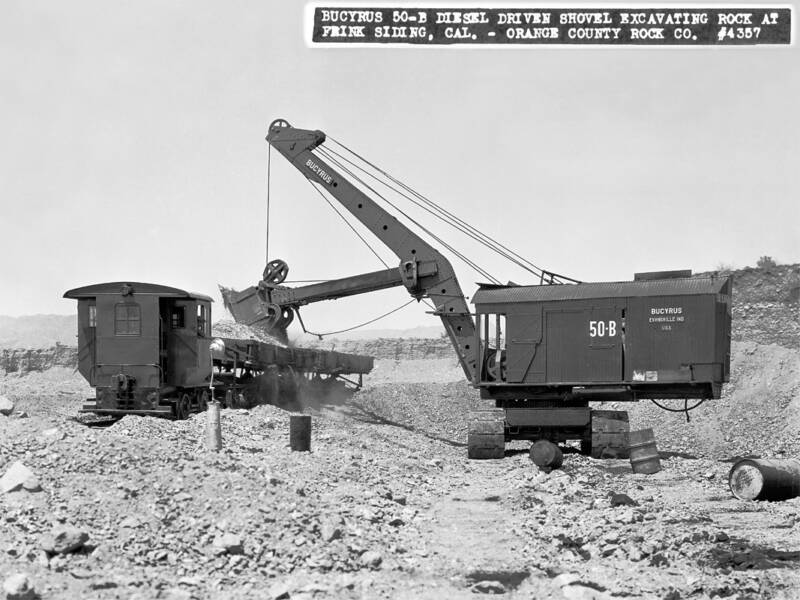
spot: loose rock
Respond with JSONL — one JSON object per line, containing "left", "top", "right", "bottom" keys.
{"left": 268, "top": 581, "right": 291, "bottom": 600}
{"left": 2, "top": 573, "right": 35, "bottom": 600}
{"left": 40, "top": 525, "right": 89, "bottom": 555}
{"left": 0, "top": 462, "right": 38, "bottom": 494}
{"left": 359, "top": 550, "right": 382, "bottom": 569}
{"left": 610, "top": 493, "right": 638, "bottom": 507}
{"left": 471, "top": 579, "right": 506, "bottom": 594}
{"left": 320, "top": 520, "right": 342, "bottom": 542}
{"left": 0, "top": 395, "right": 14, "bottom": 416}
{"left": 213, "top": 533, "right": 244, "bottom": 555}
{"left": 21, "top": 476, "right": 41, "bottom": 492}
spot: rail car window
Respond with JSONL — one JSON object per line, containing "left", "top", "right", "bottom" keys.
{"left": 170, "top": 306, "right": 185, "bottom": 329}
{"left": 114, "top": 304, "right": 141, "bottom": 336}
{"left": 197, "top": 304, "right": 209, "bottom": 337}
{"left": 88, "top": 305, "right": 96, "bottom": 328}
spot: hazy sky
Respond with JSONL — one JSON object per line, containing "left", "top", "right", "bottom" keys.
{"left": 1, "top": 1, "right": 798, "bottom": 335}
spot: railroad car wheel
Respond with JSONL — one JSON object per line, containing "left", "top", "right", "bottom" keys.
{"left": 175, "top": 394, "right": 191, "bottom": 420}
{"left": 199, "top": 390, "right": 209, "bottom": 412}
{"left": 467, "top": 408, "right": 506, "bottom": 459}
{"left": 178, "top": 394, "right": 190, "bottom": 420}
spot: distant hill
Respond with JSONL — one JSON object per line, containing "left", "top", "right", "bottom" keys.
{"left": 0, "top": 314, "right": 77, "bottom": 349}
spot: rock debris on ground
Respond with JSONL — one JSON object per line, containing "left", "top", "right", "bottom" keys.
{"left": 1, "top": 337, "right": 799, "bottom": 599}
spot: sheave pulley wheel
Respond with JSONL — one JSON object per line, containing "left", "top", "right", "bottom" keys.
{"left": 263, "top": 259, "right": 289, "bottom": 285}
{"left": 175, "top": 393, "right": 191, "bottom": 420}
{"left": 268, "top": 118, "right": 291, "bottom": 132}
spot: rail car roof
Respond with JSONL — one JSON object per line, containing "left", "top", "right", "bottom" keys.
{"left": 63, "top": 282, "right": 213, "bottom": 303}
{"left": 472, "top": 276, "right": 730, "bottom": 305}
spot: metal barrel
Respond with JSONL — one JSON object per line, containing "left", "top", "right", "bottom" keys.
{"left": 729, "top": 459, "right": 800, "bottom": 501}
{"left": 529, "top": 440, "right": 563, "bottom": 470}
{"left": 290, "top": 414, "right": 312, "bottom": 452}
{"left": 205, "top": 400, "right": 222, "bottom": 452}
{"left": 628, "top": 428, "right": 661, "bottom": 474}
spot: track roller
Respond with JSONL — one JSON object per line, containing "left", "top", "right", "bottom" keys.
{"left": 467, "top": 408, "right": 506, "bottom": 459}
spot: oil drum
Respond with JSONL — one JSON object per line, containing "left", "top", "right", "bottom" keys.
{"left": 728, "top": 459, "right": 800, "bottom": 501}
{"left": 290, "top": 414, "right": 312, "bottom": 452}
{"left": 529, "top": 440, "right": 563, "bottom": 470}
{"left": 628, "top": 428, "right": 661, "bottom": 474}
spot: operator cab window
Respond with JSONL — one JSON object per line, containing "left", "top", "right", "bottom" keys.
{"left": 88, "top": 305, "right": 96, "bottom": 328}
{"left": 197, "top": 303, "right": 209, "bottom": 337}
{"left": 170, "top": 306, "right": 185, "bottom": 329}
{"left": 114, "top": 304, "right": 141, "bottom": 336}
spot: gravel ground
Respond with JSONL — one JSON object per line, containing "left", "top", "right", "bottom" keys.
{"left": 1, "top": 340, "right": 799, "bottom": 599}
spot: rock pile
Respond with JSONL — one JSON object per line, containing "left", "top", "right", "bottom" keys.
{"left": 1, "top": 369, "right": 799, "bottom": 597}
{"left": 211, "top": 319, "right": 286, "bottom": 347}
{"left": 697, "top": 263, "right": 800, "bottom": 350}
{"left": 610, "top": 340, "right": 800, "bottom": 460}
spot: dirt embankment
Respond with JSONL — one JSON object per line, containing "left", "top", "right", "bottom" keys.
{"left": 612, "top": 341, "right": 800, "bottom": 460}
{"left": 0, "top": 345, "right": 77, "bottom": 375}
{"left": 698, "top": 263, "right": 800, "bottom": 350}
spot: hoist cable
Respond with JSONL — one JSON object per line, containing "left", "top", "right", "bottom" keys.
{"left": 317, "top": 147, "right": 499, "bottom": 284}
{"left": 318, "top": 147, "right": 499, "bottom": 284}
{"left": 327, "top": 135, "right": 579, "bottom": 284}
{"left": 329, "top": 140, "right": 552, "bottom": 279}
{"left": 265, "top": 144, "right": 272, "bottom": 264}
{"left": 315, "top": 147, "right": 500, "bottom": 284}
{"left": 284, "top": 279, "right": 331, "bottom": 284}
{"left": 296, "top": 299, "right": 417, "bottom": 338}
{"left": 323, "top": 144, "right": 546, "bottom": 281}
{"left": 307, "top": 180, "right": 390, "bottom": 269}
{"left": 326, "top": 137, "right": 530, "bottom": 269}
